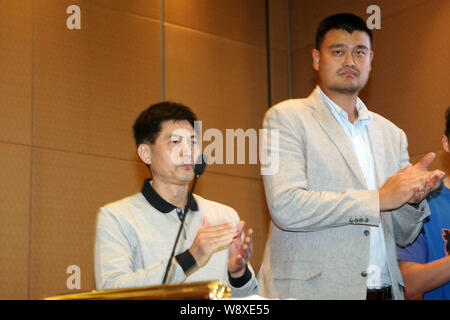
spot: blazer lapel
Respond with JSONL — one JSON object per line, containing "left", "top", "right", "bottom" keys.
{"left": 308, "top": 88, "right": 368, "bottom": 189}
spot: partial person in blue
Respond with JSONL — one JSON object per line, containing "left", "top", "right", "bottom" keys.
{"left": 397, "top": 107, "right": 450, "bottom": 300}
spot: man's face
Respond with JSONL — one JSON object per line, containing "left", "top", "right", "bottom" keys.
{"left": 312, "top": 29, "right": 374, "bottom": 95}
{"left": 141, "top": 120, "right": 200, "bottom": 186}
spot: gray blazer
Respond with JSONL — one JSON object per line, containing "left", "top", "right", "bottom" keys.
{"left": 258, "top": 87, "right": 429, "bottom": 299}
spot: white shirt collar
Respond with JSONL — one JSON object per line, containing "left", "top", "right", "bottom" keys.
{"left": 317, "top": 86, "right": 372, "bottom": 124}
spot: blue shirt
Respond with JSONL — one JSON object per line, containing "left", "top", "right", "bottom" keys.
{"left": 318, "top": 86, "right": 391, "bottom": 288}
{"left": 397, "top": 184, "right": 450, "bottom": 299}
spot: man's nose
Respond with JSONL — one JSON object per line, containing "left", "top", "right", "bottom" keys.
{"left": 180, "top": 140, "right": 192, "bottom": 156}
{"left": 343, "top": 52, "right": 356, "bottom": 67}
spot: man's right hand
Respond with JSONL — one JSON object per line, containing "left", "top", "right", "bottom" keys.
{"left": 379, "top": 153, "right": 445, "bottom": 211}
{"left": 188, "top": 216, "right": 238, "bottom": 267}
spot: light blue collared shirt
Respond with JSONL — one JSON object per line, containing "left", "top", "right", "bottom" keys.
{"left": 318, "top": 86, "right": 391, "bottom": 289}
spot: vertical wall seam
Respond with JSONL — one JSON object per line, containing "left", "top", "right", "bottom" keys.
{"left": 27, "top": 0, "right": 35, "bottom": 300}
{"left": 265, "top": 0, "right": 272, "bottom": 108}
{"left": 160, "top": 0, "right": 165, "bottom": 101}
{"left": 286, "top": 0, "right": 293, "bottom": 99}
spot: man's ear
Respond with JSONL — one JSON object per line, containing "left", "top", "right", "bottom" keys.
{"left": 137, "top": 143, "right": 152, "bottom": 165}
{"left": 369, "top": 50, "right": 374, "bottom": 72}
{"left": 312, "top": 49, "right": 320, "bottom": 71}
{"left": 442, "top": 134, "right": 450, "bottom": 153}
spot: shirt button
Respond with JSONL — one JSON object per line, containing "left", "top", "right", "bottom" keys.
{"left": 363, "top": 230, "right": 370, "bottom": 236}
{"left": 361, "top": 271, "right": 368, "bottom": 277}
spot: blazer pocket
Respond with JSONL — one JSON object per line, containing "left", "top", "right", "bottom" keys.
{"left": 272, "top": 260, "right": 323, "bottom": 281}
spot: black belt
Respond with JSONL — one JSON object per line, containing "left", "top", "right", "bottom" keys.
{"left": 366, "top": 286, "right": 392, "bottom": 300}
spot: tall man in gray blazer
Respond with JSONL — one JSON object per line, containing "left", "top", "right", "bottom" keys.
{"left": 258, "top": 13, "right": 445, "bottom": 300}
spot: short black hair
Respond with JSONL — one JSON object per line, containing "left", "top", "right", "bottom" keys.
{"left": 315, "top": 13, "right": 373, "bottom": 50}
{"left": 133, "top": 101, "right": 197, "bottom": 146}
{"left": 445, "top": 107, "right": 450, "bottom": 137}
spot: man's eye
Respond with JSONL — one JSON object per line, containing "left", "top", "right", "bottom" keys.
{"left": 333, "top": 50, "right": 343, "bottom": 55}
{"left": 355, "top": 50, "right": 366, "bottom": 56}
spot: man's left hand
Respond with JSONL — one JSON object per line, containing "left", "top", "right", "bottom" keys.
{"left": 228, "top": 221, "right": 253, "bottom": 278}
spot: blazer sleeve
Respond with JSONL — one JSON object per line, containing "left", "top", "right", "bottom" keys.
{"left": 262, "top": 105, "right": 380, "bottom": 232}
{"left": 389, "top": 130, "right": 430, "bottom": 247}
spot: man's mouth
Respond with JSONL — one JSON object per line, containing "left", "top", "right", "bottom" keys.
{"left": 338, "top": 69, "right": 359, "bottom": 77}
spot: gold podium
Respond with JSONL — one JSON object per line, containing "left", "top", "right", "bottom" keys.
{"left": 45, "top": 280, "right": 231, "bottom": 300}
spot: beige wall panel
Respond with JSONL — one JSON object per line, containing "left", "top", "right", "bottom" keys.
{"left": 0, "top": 143, "right": 31, "bottom": 299}
{"left": 0, "top": 1, "right": 32, "bottom": 145}
{"left": 165, "top": 0, "right": 287, "bottom": 49}
{"left": 165, "top": 24, "right": 268, "bottom": 179}
{"left": 33, "top": 1, "right": 160, "bottom": 161}
{"left": 269, "top": 0, "right": 288, "bottom": 51}
{"left": 196, "top": 172, "right": 270, "bottom": 272}
{"left": 270, "top": 48, "right": 289, "bottom": 106}
{"left": 291, "top": 47, "right": 317, "bottom": 99}
{"left": 165, "top": 0, "right": 266, "bottom": 47}
{"left": 291, "top": 0, "right": 429, "bottom": 51}
{"left": 90, "top": 0, "right": 160, "bottom": 18}
{"left": 30, "top": 148, "right": 148, "bottom": 299}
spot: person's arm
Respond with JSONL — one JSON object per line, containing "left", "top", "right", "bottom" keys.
{"left": 227, "top": 264, "right": 259, "bottom": 297}
{"left": 397, "top": 232, "right": 450, "bottom": 298}
{"left": 262, "top": 107, "right": 435, "bottom": 232}
{"left": 262, "top": 107, "right": 381, "bottom": 231}
{"left": 400, "top": 258, "right": 450, "bottom": 299}
{"left": 94, "top": 208, "right": 188, "bottom": 289}
{"left": 388, "top": 131, "right": 443, "bottom": 247}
